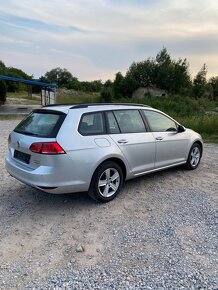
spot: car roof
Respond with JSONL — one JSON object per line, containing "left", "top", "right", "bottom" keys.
{"left": 42, "top": 103, "right": 153, "bottom": 113}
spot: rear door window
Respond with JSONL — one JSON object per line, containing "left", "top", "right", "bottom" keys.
{"left": 113, "top": 110, "right": 146, "bottom": 133}
{"left": 14, "top": 110, "right": 66, "bottom": 138}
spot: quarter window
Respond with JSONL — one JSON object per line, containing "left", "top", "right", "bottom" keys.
{"left": 143, "top": 110, "right": 177, "bottom": 132}
{"left": 79, "top": 112, "right": 105, "bottom": 135}
{"left": 113, "top": 110, "right": 146, "bottom": 133}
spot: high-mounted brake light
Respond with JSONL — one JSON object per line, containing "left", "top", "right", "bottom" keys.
{"left": 29, "top": 142, "right": 65, "bottom": 154}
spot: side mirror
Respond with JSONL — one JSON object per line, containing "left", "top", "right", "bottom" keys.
{"left": 177, "top": 124, "right": 185, "bottom": 133}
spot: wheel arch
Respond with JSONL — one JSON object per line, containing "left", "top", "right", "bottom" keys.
{"left": 193, "top": 140, "right": 203, "bottom": 157}
{"left": 92, "top": 157, "right": 127, "bottom": 181}
{"left": 104, "top": 157, "right": 127, "bottom": 180}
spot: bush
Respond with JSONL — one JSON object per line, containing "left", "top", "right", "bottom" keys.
{"left": 100, "top": 87, "right": 113, "bottom": 103}
{"left": 0, "top": 80, "right": 7, "bottom": 103}
{"left": 178, "top": 115, "right": 218, "bottom": 135}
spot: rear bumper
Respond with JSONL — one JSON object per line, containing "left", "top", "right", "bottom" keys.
{"left": 5, "top": 153, "right": 90, "bottom": 194}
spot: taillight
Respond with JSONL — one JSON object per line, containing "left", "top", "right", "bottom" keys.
{"left": 29, "top": 142, "right": 65, "bottom": 154}
{"left": 8, "top": 134, "right": 11, "bottom": 145}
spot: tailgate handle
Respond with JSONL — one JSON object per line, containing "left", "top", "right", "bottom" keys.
{"left": 118, "top": 139, "right": 128, "bottom": 144}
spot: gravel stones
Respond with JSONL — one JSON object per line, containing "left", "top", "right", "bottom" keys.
{"left": 0, "top": 120, "right": 217, "bottom": 289}
{"left": 76, "top": 245, "right": 85, "bottom": 253}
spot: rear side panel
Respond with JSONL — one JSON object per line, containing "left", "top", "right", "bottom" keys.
{"left": 56, "top": 110, "right": 131, "bottom": 185}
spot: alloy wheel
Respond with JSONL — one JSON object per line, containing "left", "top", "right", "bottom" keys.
{"left": 98, "top": 168, "right": 120, "bottom": 197}
{"left": 190, "top": 146, "right": 201, "bottom": 167}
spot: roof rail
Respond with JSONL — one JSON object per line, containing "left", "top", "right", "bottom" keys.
{"left": 43, "top": 103, "right": 74, "bottom": 107}
{"left": 43, "top": 103, "right": 151, "bottom": 109}
{"left": 69, "top": 103, "right": 150, "bottom": 109}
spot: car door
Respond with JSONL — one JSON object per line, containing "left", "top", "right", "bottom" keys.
{"left": 106, "top": 110, "right": 156, "bottom": 174}
{"left": 142, "top": 110, "right": 189, "bottom": 168}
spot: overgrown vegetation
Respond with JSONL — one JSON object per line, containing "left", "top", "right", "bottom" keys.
{"left": 0, "top": 60, "right": 32, "bottom": 94}
{"left": 178, "top": 115, "right": 218, "bottom": 140}
{"left": 119, "top": 96, "right": 218, "bottom": 142}
{"left": 57, "top": 92, "right": 101, "bottom": 104}
{"left": 40, "top": 67, "right": 102, "bottom": 92}
{"left": 1, "top": 48, "right": 218, "bottom": 142}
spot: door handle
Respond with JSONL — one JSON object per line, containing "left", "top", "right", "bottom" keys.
{"left": 118, "top": 139, "right": 128, "bottom": 144}
{"left": 155, "top": 136, "right": 163, "bottom": 141}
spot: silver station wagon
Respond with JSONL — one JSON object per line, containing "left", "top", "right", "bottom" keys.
{"left": 6, "top": 103, "right": 203, "bottom": 202}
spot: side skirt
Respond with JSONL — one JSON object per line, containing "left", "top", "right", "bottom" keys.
{"left": 134, "top": 161, "right": 186, "bottom": 177}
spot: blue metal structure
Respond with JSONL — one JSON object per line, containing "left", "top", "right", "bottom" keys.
{"left": 0, "top": 74, "right": 57, "bottom": 87}
{"left": 0, "top": 74, "right": 57, "bottom": 105}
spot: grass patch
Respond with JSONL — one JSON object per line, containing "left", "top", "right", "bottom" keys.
{"left": 177, "top": 115, "right": 218, "bottom": 143}
{"left": 6, "top": 92, "right": 40, "bottom": 105}
{"left": 117, "top": 95, "right": 217, "bottom": 118}
{"left": 202, "top": 135, "right": 218, "bottom": 143}
{"left": 177, "top": 115, "right": 218, "bottom": 135}
{"left": 57, "top": 93, "right": 101, "bottom": 104}
{"left": 7, "top": 92, "right": 40, "bottom": 100}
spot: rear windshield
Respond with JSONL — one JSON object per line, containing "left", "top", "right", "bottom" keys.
{"left": 14, "top": 110, "right": 66, "bottom": 138}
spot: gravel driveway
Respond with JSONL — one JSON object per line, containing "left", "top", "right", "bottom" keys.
{"left": 0, "top": 120, "right": 217, "bottom": 290}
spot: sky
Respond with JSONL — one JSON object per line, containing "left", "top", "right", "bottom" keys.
{"left": 1, "top": 0, "right": 218, "bottom": 81}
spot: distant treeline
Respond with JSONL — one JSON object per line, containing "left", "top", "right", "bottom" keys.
{"left": 1, "top": 48, "right": 218, "bottom": 102}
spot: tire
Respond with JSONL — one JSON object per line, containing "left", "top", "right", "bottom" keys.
{"left": 185, "top": 143, "right": 202, "bottom": 170}
{"left": 88, "top": 161, "right": 124, "bottom": 202}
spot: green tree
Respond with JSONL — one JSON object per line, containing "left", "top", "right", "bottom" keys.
{"left": 171, "top": 58, "right": 191, "bottom": 94}
{"left": 0, "top": 80, "right": 7, "bottom": 103}
{"left": 113, "top": 72, "right": 125, "bottom": 98}
{"left": 0, "top": 60, "right": 6, "bottom": 72}
{"left": 104, "top": 79, "right": 113, "bottom": 88}
{"left": 5, "top": 67, "right": 32, "bottom": 92}
{"left": 156, "top": 47, "right": 171, "bottom": 65}
{"left": 43, "top": 67, "right": 77, "bottom": 87}
{"left": 193, "top": 64, "right": 207, "bottom": 98}
{"left": 76, "top": 80, "right": 102, "bottom": 92}
{"left": 155, "top": 48, "right": 174, "bottom": 90}
{"left": 122, "top": 73, "right": 138, "bottom": 97}
{"left": 155, "top": 48, "right": 191, "bottom": 93}
{"left": 209, "top": 76, "right": 218, "bottom": 100}
{"left": 100, "top": 87, "right": 113, "bottom": 102}
{"left": 90, "top": 80, "right": 102, "bottom": 92}
{"left": 126, "top": 59, "right": 156, "bottom": 89}
{"left": 122, "top": 48, "right": 191, "bottom": 97}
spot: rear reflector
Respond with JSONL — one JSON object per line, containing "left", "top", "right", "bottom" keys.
{"left": 29, "top": 142, "right": 65, "bottom": 154}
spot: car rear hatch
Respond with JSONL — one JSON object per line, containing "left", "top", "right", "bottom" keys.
{"left": 8, "top": 109, "right": 67, "bottom": 170}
